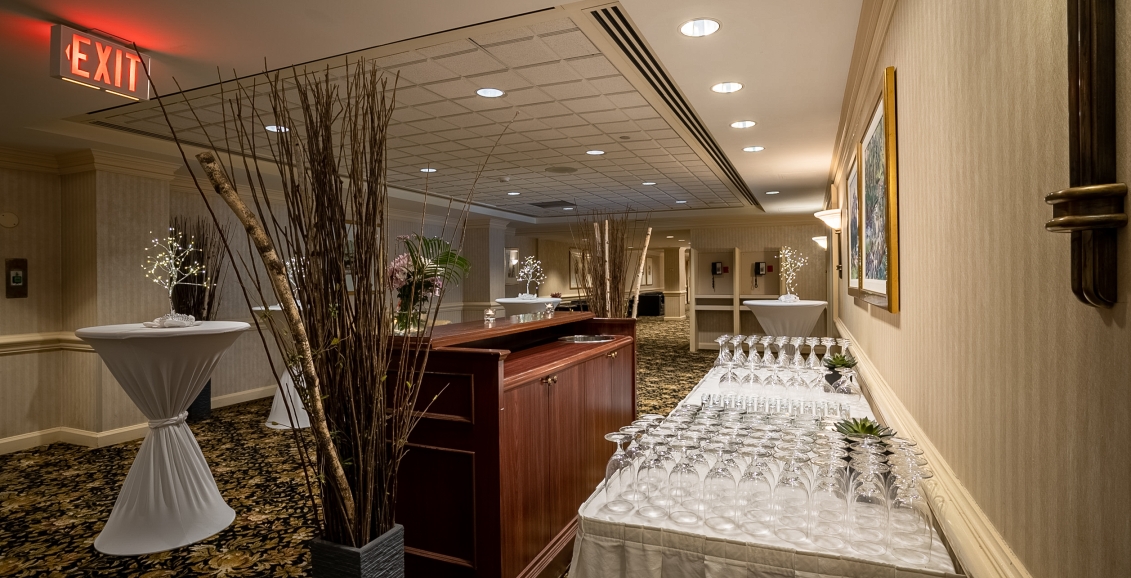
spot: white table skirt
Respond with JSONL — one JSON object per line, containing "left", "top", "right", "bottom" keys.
{"left": 743, "top": 300, "right": 827, "bottom": 337}
{"left": 495, "top": 296, "right": 562, "bottom": 315}
{"left": 76, "top": 321, "right": 249, "bottom": 555}
{"left": 569, "top": 365, "right": 960, "bottom": 578}
{"left": 266, "top": 370, "right": 310, "bottom": 430}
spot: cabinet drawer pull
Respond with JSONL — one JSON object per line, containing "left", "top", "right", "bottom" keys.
{"left": 607, "top": 351, "right": 619, "bottom": 359}
{"left": 541, "top": 375, "right": 558, "bottom": 385}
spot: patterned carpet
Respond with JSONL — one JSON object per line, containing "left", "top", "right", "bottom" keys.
{"left": 0, "top": 317, "right": 704, "bottom": 577}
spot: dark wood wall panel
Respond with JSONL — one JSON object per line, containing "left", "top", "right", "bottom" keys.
{"left": 397, "top": 445, "right": 477, "bottom": 565}
{"left": 500, "top": 381, "right": 551, "bottom": 578}
{"left": 547, "top": 365, "right": 588, "bottom": 532}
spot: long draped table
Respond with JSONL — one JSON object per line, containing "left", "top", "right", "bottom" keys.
{"left": 76, "top": 321, "right": 249, "bottom": 556}
{"left": 569, "top": 366, "right": 963, "bottom": 578}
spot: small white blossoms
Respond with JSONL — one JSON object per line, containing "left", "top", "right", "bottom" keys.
{"left": 779, "top": 245, "right": 808, "bottom": 299}
{"left": 143, "top": 228, "right": 208, "bottom": 314}
{"left": 516, "top": 256, "right": 547, "bottom": 296}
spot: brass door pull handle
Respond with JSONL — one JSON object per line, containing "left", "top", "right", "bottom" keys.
{"left": 607, "top": 351, "right": 619, "bottom": 359}
{"left": 542, "top": 375, "right": 558, "bottom": 385}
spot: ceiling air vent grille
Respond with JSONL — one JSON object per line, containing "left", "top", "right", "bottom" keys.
{"left": 530, "top": 200, "right": 577, "bottom": 209}
{"left": 589, "top": 6, "right": 759, "bottom": 209}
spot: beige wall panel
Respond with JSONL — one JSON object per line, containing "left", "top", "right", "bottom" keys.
{"left": 691, "top": 224, "right": 827, "bottom": 302}
{"left": 60, "top": 172, "right": 98, "bottom": 331}
{"left": 94, "top": 172, "right": 169, "bottom": 326}
{"left": 834, "top": 2, "right": 1129, "bottom": 577}
{"left": 57, "top": 350, "right": 101, "bottom": 432}
{"left": 0, "top": 351, "right": 59, "bottom": 438}
{"left": 537, "top": 238, "right": 577, "bottom": 298}
{"left": 0, "top": 168, "right": 62, "bottom": 336}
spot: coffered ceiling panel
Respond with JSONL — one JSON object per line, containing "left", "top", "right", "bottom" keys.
{"left": 75, "top": 12, "right": 753, "bottom": 218}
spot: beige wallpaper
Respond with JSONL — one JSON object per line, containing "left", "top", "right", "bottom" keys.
{"left": 834, "top": 2, "right": 1129, "bottom": 577}
{"left": 0, "top": 168, "right": 62, "bottom": 336}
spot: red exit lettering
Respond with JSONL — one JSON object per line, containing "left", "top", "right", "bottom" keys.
{"left": 50, "top": 24, "right": 150, "bottom": 99}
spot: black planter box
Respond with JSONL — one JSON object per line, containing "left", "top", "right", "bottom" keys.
{"left": 310, "top": 524, "right": 404, "bottom": 578}
{"left": 187, "top": 379, "right": 211, "bottom": 422}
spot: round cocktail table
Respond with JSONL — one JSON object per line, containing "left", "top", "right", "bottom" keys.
{"left": 494, "top": 296, "right": 562, "bottom": 315}
{"left": 742, "top": 299, "right": 827, "bottom": 337}
{"left": 75, "top": 321, "right": 249, "bottom": 555}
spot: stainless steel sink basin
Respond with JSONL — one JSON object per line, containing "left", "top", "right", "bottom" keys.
{"left": 558, "top": 334, "right": 616, "bottom": 343}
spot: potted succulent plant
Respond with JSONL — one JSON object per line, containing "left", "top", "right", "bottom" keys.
{"left": 823, "top": 352, "right": 858, "bottom": 385}
{"left": 834, "top": 417, "right": 895, "bottom": 439}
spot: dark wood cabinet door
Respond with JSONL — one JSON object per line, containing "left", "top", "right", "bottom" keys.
{"left": 546, "top": 365, "right": 588, "bottom": 532}
{"left": 581, "top": 344, "right": 636, "bottom": 502}
{"left": 499, "top": 380, "right": 550, "bottom": 578}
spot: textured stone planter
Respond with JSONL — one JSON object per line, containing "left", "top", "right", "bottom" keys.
{"left": 310, "top": 524, "right": 404, "bottom": 578}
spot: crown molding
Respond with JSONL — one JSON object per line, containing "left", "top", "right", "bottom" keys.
{"left": 56, "top": 149, "right": 181, "bottom": 181}
{"left": 0, "top": 146, "right": 60, "bottom": 174}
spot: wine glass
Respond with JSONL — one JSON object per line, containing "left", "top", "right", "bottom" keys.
{"left": 889, "top": 482, "right": 933, "bottom": 564}
{"left": 731, "top": 334, "right": 747, "bottom": 367}
{"left": 667, "top": 439, "right": 703, "bottom": 526}
{"left": 772, "top": 450, "right": 811, "bottom": 543}
{"left": 804, "top": 337, "right": 821, "bottom": 369}
{"left": 819, "top": 337, "right": 836, "bottom": 365}
{"left": 810, "top": 458, "right": 849, "bottom": 549}
{"left": 836, "top": 338, "right": 852, "bottom": 358}
{"left": 603, "top": 432, "right": 636, "bottom": 513}
{"left": 636, "top": 443, "right": 672, "bottom": 520}
{"left": 713, "top": 335, "right": 732, "bottom": 367}
{"left": 848, "top": 461, "right": 890, "bottom": 555}
{"left": 790, "top": 337, "right": 805, "bottom": 368}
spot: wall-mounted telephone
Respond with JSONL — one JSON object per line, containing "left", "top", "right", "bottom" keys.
{"left": 710, "top": 261, "right": 723, "bottom": 289}
{"left": 752, "top": 261, "right": 766, "bottom": 288}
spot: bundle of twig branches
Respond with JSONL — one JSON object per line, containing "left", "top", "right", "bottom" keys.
{"left": 151, "top": 59, "right": 477, "bottom": 547}
{"left": 571, "top": 210, "right": 649, "bottom": 318}
{"left": 170, "top": 216, "right": 229, "bottom": 321}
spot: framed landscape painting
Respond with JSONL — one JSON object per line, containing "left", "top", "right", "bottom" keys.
{"left": 858, "top": 66, "right": 900, "bottom": 313}
{"left": 846, "top": 152, "right": 862, "bottom": 296}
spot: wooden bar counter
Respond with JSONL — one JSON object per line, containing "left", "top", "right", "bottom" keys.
{"left": 394, "top": 311, "right": 636, "bottom": 578}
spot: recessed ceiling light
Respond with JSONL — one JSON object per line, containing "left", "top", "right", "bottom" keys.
{"left": 586, "top": 150, "right": 605, "bottom": 155}
{"left": 680, "top": 19, "right": 720, "bottom": 37}
{"left": 507, "top": 192, "right": 520, "bottom": 196}
{"left": 731, "top": 120, "right": 756, "bottom": 129}
{"left": 563, "top": 207, "right": 575, "bottom": 210}
{"left": 666, "top": 235, "right": 674, "bottom": 239}
{"left": 266, "top": 125, "right": 289, "bottom": 133}
{"left": 420, "top": 168, "right": 437, "bottom": 173}
{"left": 711, "top": 82, "right": 743, "bottom": 93}
{"left": 642, "top": 181, "right": 656, "bottom": 185}
{"left": 766, "top": 191, "right": 780, "bottom": 195}
{"left": 743, "top": 146, "right": 765, "bottom": 152}
{"left": 476, "top": 88, "right": 505, "bottom": 98}
{"left": 676, "top": 200, "right": 687, "bottom": 204}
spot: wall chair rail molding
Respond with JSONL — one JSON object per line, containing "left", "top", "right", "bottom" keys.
{"left": 0, "top": 331, "right": 93, "bottom": 356}
{"left": 836, "top": 319, "right": 1035, "bottom": 578}
{"left": 1045, "top": 0, "right": 1127, "bottom": 308}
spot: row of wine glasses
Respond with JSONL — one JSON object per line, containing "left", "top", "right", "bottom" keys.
{"left": 700, "top": 393, "right": 855, "bottom": 419}
{"left": 601, "top": 404, "right": 937, "bottom": 566}
{"left": 714, "top": 335, "right": 852, "bottom": 372}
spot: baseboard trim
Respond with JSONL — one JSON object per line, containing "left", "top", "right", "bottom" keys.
{"left": 835, "top": 319, "right": 1033, "bottom": 578}
{"left": 0, "top": 331, "right": 93, "bottom": 356}
{"left": 0, "top": 384, "right": 277, "bottom": 455}
{"left": 212, "top": 384, "right": 276, "bottom": 409}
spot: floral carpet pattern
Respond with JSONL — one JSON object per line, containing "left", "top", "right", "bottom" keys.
{"left": 0, "top": 317, "right": 704, "bottom": 577}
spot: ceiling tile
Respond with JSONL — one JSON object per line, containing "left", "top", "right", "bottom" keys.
{"left": 566, "top": 55, "right": 620, "bottom": 79}
{"left": 589, "top": 77, "right": 635, "bottom": 94}
{"left": 396, "top": 60, "right": 461, "bottom": 85}
{"left": 606, "top": 92, "right": 650, "bottom": 109}
{"left": 442, "top": 112, "right": 496, "bottom": 128}
{"left": 579, "top": 109, "right": 630, "bottom": 124}
{"left": 434, "top": 49, "right": 508, "bottom": 77}
{"left": 542, "top": 30, "right": 601, "bottom": 59}
{"left": 539, "top": 115, "right": 588, "bottom": 129}
{"left": 424, "top": 78, "right": 482, "bottom": 99}
{"left": 561, "top": 95, "right": 616, "bottom": 114}
{"left": 482, "top": 37, "right": 560, "bottom": 68}
{"left": 540, "top": 81, "right": 601, "bottom": 100}
{"left": 395, "top": 86, "right": 445, "bottom": 106}
{"left": 415, "top": 100, "right": 472, "bottom": 117}
{"left": 501, "top": 87, "right": 555, "bottom": 106}
{"left": 513, "top": 61, "right": 582, "bottom": 85}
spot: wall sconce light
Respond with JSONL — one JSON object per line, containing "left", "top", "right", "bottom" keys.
{"left": 812, "top": 236, "right": 828, "bottom": 250}
{"left": 813, "top": 209, "right": 842, "bottom": 231}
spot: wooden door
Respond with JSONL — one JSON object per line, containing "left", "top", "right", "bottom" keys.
{"left": 581, "top": 344, "right": 635, "bottom": 497}
{"left": 546, "top": 364, "right": 587, "bottom": 532}
{"left": 499, "top": 380, "right": 550, "bottom": 578}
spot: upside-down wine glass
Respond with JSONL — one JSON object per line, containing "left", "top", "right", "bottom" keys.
{"left": 819, "top": 337, "right": 836, "bottom": 365}
{"left": 603, "top": 432, "right": 636, "bottom": 513}
{"left": 804, "top": 337, "right": 821, "bottom": 369}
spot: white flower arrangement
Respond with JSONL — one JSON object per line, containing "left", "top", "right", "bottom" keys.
{"left": 142, "top": 229, "right": 207, "bottom": 326}
{"left": 778, "top": 245, "right": 807, "bottom": 303}
{"left": 516, "top": 256, "right": 546, "bottom": 298}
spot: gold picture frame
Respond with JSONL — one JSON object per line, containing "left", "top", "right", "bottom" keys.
{"left": 857, "top": 66, "right": 899, "bottom": 313}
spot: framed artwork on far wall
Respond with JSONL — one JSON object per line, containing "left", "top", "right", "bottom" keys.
{"left": 569, "top": 248, "right": 590, "bottom": 289}
{"left": 644, "top": 257, "right": 654, "bottom": 286}
{"left": 858, "top": 65, "right": 900, "bottom": 313}
{"left": 846, "top": 152, "right": 862, "bottom": 297}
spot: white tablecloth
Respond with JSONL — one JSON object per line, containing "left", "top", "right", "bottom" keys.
{"left": 495, "top": 296, "right": 562, "bottom": 315}
{"left": 568, "top": 366, "right": 961, "bottom": 578}
{"left": 266, "top": 370, "right": 310, "bottom": 430}
{"left": 76, "top": 321, "right": 249, "bottom": 555}
{"left": 743, "top": 300, "right": 827, "bottom": 337}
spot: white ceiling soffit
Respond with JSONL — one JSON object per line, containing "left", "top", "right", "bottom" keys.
{"left": 71, "top": 1, "right": 758, "bottom": 219}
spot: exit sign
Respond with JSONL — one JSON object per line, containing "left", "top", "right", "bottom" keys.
{"left": 50, "top": 24, "right": 151, "bottom": 100}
